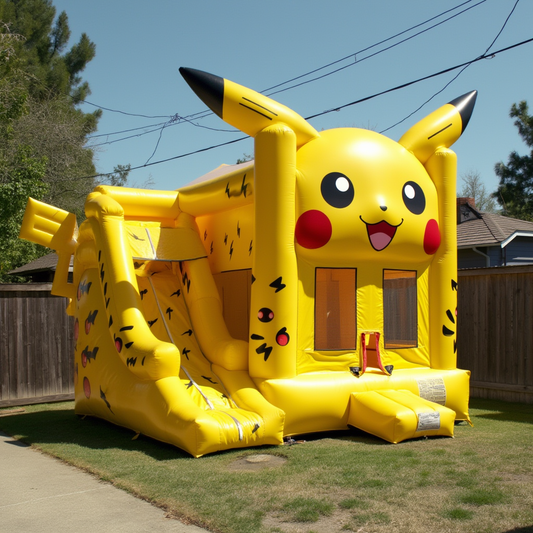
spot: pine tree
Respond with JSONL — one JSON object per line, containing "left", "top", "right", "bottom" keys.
{"left": 493, "top": 101, "right": 533, "bottom": 220}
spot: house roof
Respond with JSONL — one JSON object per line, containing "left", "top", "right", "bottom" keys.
{"left": 457, "top": 199, "right": 533, "bottom": 248}
{"left": 8, "top": 253, "right": 73, "bottom": 276}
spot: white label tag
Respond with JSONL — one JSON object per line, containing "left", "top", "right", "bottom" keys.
{"left": 417, "top": 377, "right": 446, "bottom": 405}
{"left": 417, "top": 411, "right": 441, "bottom": 432}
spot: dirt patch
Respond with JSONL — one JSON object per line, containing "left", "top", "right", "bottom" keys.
{"left": 228, "top": 453, "right": 288, "bottom": 472}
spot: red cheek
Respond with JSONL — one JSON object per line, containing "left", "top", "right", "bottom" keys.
{"left": 295, "top": 210, "right": 332, "bottom": 249}
{"left": 424, "top": 219, "right": 441, "bottom": 255}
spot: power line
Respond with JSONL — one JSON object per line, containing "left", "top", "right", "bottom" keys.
{"left": 63, "top": 35, "right": 533, "bottom": 183}
{"left": 379, "top": 0, "right": 520, "bottom": 134}
{"left": 84, "top": 0, "right": 485, "bottom": 146}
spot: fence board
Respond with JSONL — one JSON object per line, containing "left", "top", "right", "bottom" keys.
{"left": 0, "top": 284, "right": 74, "bottom": 406}
{"left": 458, "top": 266, "right": 533, "bottom": 404}
{"left": 1, "top": 265, "right": 533, "bottom": 407}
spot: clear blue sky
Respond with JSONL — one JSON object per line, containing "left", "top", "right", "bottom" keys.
{"left": 52, "top": 0, "right": 533, "bottom": 198}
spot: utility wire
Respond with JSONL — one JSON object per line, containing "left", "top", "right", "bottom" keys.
{"left": 63, "top": 36, "right": 533, "bottom": 183}
{"left": 379, "top": 0, "right": 520, "bottom": 134}
{"left": 85, "top": 0, "right": 485, "bottom": 145}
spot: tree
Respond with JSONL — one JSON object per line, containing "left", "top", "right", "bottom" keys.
{"left": 0, "top": 4, "right": 108, "bottom": 280}
{"left": 458, "top": 170, "right": 497, "bottom": 213}
{"left": 493, "top": 101, "right": 533, "bottom": 220}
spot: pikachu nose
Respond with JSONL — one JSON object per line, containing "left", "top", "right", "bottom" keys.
{"left": 380, "top": 205, "right": 387, "bottom": 211}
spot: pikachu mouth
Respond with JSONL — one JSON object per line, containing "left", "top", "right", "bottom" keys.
{"left": 360, "top": 217, "right": 403, "bottom": 251}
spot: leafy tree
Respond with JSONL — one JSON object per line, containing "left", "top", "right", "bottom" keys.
{"left": 493, "top": 101, "right": 533, "bottom": 220}
{"left": 459, "top": 170, "right": 497, "bottom": 213}
{"left": 0, "top": 4, "right": 122, "bottom": 280}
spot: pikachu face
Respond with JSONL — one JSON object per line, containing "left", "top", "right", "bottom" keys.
{"left": 294, "top": 128, "right": 441, "bottom": 265}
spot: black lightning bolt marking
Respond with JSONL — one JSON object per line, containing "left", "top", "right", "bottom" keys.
{"left": 210, "top": 241, "right": 214, "bottom": 254}
{"left": 204, "top": 230, "right": 207, "bottom": 241}
{"left": 108, "top": 316, "right": 113, "bottom": 328}
{"left": 120, "top": 325, "right": 134, "bottom": 332}
{"left": 182, "top": 273, "right": 191, "bottom": 292}
{"left": 78, "top": 280, "right": 92, "bottom": 298}
{"left": 166, "top": 307, "right": 173, "bottom": 320}
{"left": 251, "top": 334, "right": 264, "bottom": 340}
{"left": 229, "top": 241, "right": 234, "bottom": 259}
{"left": 451, "top": 279, "right": 458, "bottom": 291}
{"left": 98, "top": 250, "right": 101, "bottom": 262}
{"left": 269, "top": 276, "right": 286, "bottom": 292}
{"left": 224, "top": 233, "right": 228, "bottom": 245}
{"left": 100, "top": 387, "right": 114, "bottom": 413}
{"left": 202, "top": 376, "right": 218, "bottom": 384}
{"left": 251, "top": 274, "right": 256, "bottom": 284}
{"left": 142, "top": 356, "right": 146, "bottom": 365}
{"left": 126, "top": 357, "right": 137, "bottom": 367}
{"left": 182, "top": 329, "right": 193, "bottom": 336}
{"left": 237, "top": 222, "right": 241, "bottom": 238}
{"left": 252, "top": 423, "right": 260, "bottom": 434}
{"left": 182, "top": 347, "right": 190, "bottom": 360}
{"left": 442, "top": 325, "right": 455, "bottom": 337}
{"left": 140, "top": 289, "right": 148, "bottom": 300}
{"left": 225, "top": 175, "right": 250, "bottom": 198}
{"left": 256, "top": 343, "right": 273, "bottom": 361}
{"left": 105, "top": 298, "right": 110, "bottom": 309}
{"left": 147, "top": 318, "right": 158, "bottom": 327}
{"left": 186, "top": 381, "right": 193, "bottom": 389}
{"left": 171, "top": 289, "right": 181, "bottom": 298}
{"left": 446, "top": 309, "right": 455, "bottom": 324}
{"left": 130, "top": 232, "right": 145, "bottom": 241}
{"left": 125, "top": 341, "right": 134, "bottom": 349}
{"left": 104, "top": 282, "right": 108, "bottom": 296}
{"left": 100, "top": 263, "right": 105, "bottom": 282}
{"left": 249, "top": 240, "right": 253, "bottom": 255}
{"left": 86, "top": 310, "right": 98, "bottom": 325}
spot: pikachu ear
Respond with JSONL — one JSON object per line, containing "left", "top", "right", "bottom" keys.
{"left": 399, "top": 91, "right": 477, "bottom": 164}
{"left": 180, "top": 67, "right": 319, "bottom": 147}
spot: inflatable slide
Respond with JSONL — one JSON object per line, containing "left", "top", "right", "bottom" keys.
{"left": 19, "top": 67, "right": 475, "bottom": 456}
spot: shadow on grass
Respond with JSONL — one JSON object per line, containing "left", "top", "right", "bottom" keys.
{"left": 502, "top": 526, "right": 533, "bottom": 533}
{"left": 0, "top": 408, "right": 192, "bottom": 460}
{"left": 470, "top": 398, "right": 533, "bottom": 425}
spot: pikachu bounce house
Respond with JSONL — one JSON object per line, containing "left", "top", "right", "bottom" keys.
{"left": 20, "top": 68, "right": 476, "bottom": 456}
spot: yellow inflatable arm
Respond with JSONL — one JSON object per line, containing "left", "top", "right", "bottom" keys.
{"left": 84, "top": 191, "right": 181, "bottom": 381}
{"left": 399, "top": 92, "right": 476, "bottom": 369}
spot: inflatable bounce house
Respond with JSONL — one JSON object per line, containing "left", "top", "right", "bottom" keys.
{"left": 19, "top": 67, "right": 476, "bottom": 456}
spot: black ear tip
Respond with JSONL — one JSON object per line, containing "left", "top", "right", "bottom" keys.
{"left": 179, "top": 67, "right": 224, "bottom": 118}
{"left": 448, "top": 90, "right": 477, "bottom": 133}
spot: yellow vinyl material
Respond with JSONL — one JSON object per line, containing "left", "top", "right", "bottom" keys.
{"left": 17, "top": 68, "right": 476, "bottom": 455}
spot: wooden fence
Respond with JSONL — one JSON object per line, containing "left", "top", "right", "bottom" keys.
{"left": 0, "top": 284, "right": 74, "bottom": 407}
{"left": 1, "top": 265, "right": 532, "bottom": 407}
{"left": 457, "top": 265, "right": 533, "bottom": 404}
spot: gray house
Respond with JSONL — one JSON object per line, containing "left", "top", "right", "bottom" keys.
{"left": 457, "top": 197, "right": 533, "bottom": 269}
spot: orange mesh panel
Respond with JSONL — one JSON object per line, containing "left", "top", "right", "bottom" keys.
{"left": 383, "top": 270, "right": 417, "bottom": 348}
{"left": 315, "top": 268, "right": 356, "bottom": 350}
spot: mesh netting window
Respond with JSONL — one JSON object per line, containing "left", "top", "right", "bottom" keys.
{"left": 315, "top": 268, "right": 356, "bottom": 350}
{"left": 383, "top": 269, "right": 417, "bottom": 349}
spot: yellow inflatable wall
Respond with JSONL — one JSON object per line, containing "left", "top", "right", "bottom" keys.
{"left": 19, "top": 67, "right": 476, "bottom": 456}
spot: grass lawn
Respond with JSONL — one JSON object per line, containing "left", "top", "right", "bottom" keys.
{"left": 0, "top": 398, "right": 532, "bottom": 533}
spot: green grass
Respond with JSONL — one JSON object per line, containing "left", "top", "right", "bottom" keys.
{"left": 1, "top": 398, "right": 532, "bottom": 533}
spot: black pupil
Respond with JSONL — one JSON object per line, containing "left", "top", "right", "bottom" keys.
{"left": 402, "top": 181, "right": 426, "bottom": 215}
{"left": 321, "top": 172, "right": 354, "bottom": 208}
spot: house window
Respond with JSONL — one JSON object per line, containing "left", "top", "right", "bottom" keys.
{"left": 315, "top": 268, "right": 356, "bottom": 350}
{"left": 383, "top": 270, "right": 417, "bottom": 349}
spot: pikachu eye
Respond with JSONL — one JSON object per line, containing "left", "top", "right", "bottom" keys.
{"left": 321, "top": 172, "right": 354, "bottom": 208}
{"left": 402, "top": 181, "right": 426, "bottom": 215}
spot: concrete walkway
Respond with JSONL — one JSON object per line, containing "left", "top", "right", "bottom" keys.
{"left": 0, "top": 431, "right": 210, "bottom": 533}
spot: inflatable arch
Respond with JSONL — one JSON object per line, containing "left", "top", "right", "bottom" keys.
{"left": 19, "top": 68, "right": 476, "bottom": 456}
